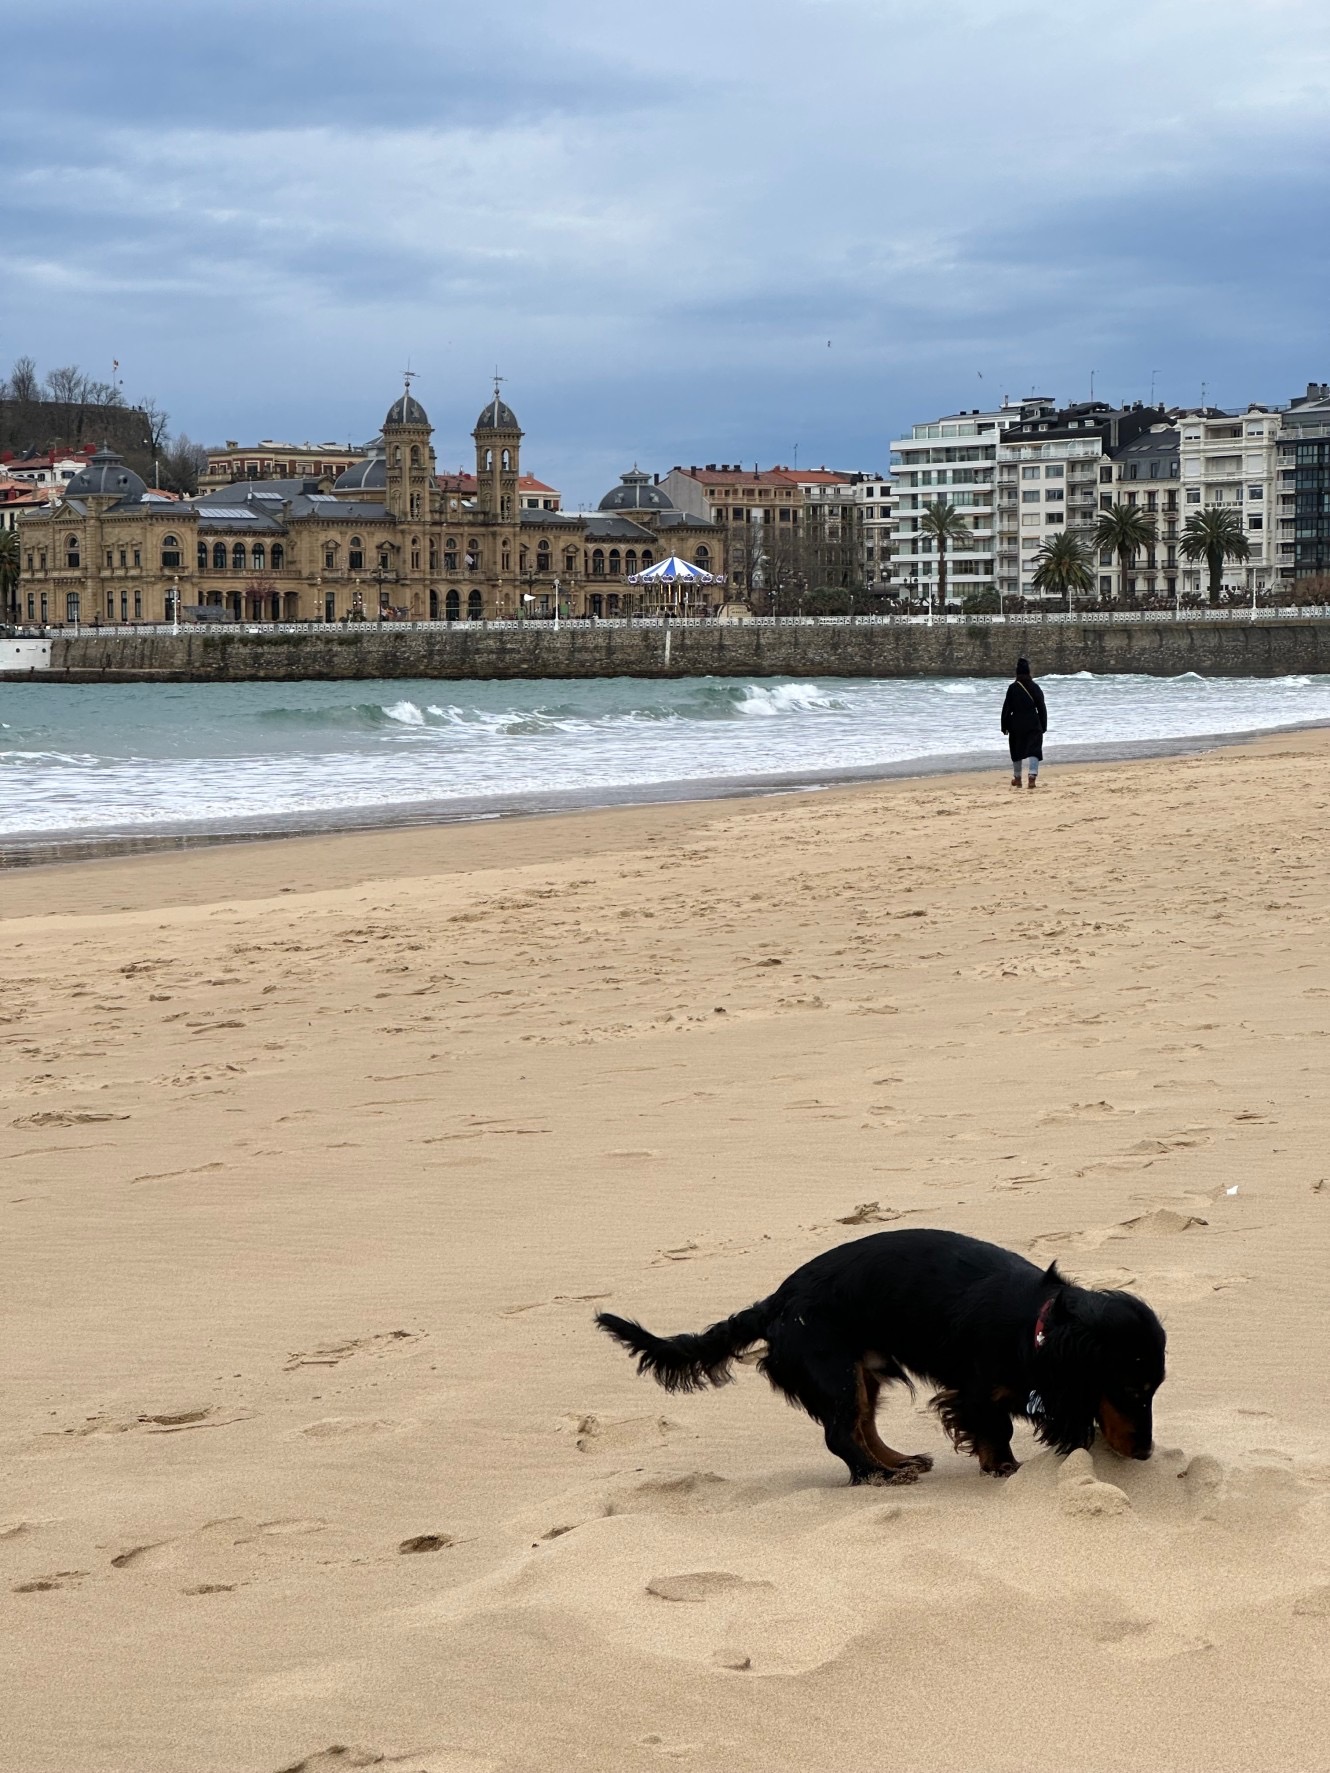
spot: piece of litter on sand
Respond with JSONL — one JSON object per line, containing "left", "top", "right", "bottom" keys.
{"left": 1226, "top": 1186, "right": 1239, "bottom": 1196}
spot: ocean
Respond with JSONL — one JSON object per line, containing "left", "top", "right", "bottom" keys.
{"left": 2, "top": 672, "right": 1329, "bottom": 851}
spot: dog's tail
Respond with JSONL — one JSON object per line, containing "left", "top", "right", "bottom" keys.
{"left": 595, "top": 1299, "right": 772, "bottom": 1394}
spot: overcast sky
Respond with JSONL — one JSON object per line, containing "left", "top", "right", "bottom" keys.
{"left": 3, "top": 0, "right": 1328, "bottom": 505}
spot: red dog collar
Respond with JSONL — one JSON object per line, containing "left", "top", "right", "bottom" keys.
{"left": 1034, "top": 1298, "right": 1054, "bottom": 1350}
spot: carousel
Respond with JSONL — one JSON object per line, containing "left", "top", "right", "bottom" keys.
{"left": 626, "top": 554, "right": 725, "bottom": 616}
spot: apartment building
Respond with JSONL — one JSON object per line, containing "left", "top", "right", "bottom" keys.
{"left": 201, "top": 439, "right": 366, "bottom": 490}
{"left": 889, "top": 405, "right": 1014, "bottom": 602}
{"left": 658, "top": 463, "right": 869, "bottom": 599}
{"left": 855, "top": 475, "right": 893, "bottom": 592}
{"left": 1279, "top": 382, "right": 1330, "bottom": 580}
{"left": 995, "top": 400, "right": 1169, "bottom": 601}
{"left": 1176, "top": 405, "right": 1281, "bottom": 598}
{"left": 1105, "top": 424, "right": 1180, "bottom": 600}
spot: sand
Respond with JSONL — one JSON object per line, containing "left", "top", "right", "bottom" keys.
{"left": 3, "top": 732, "right": 1330, "bottom": 1773}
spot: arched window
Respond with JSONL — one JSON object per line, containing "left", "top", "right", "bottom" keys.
{"left": 501, "top": 548, "right": 511, "bottom": 571}
{"left": 465, "top": 539, "right": 479, "bottom": 570}
{"left": 252, "top": 542, "right": 265, "bottom": 570}
{"left": 232, "top": 542, "right": 246, "bottom": 570}
{"left": 625, "top": 550, "right": 637, "bottom": 575}
{"left": 501, "top": 448, "right": 511, "bottom": 470}
{"left": 213, "top": 542, "right": 227, "bottom": 570}
{"left": 536, "top": 541, "right": 551, "bottom": 572}
{"left": 445, "top": 589, "right": 460, "bottom": 621}
{"left": 608, "top": 550, "right": 621, "bottom": 576}
{"left": 393, "top": 447, "right": 402, "bottom": 466}
{"left": 695, "top": 546, "right": 710, "bottom": 567}
{"left": 484, "top": 449, "right": 493, "bottom": 471}
{"left": 519, "top": 546, "right": 529, "bottom": 572}
{"left": 198, "top": 540, "right": 208, "bottom": 569}
{"left": 592, "top": 549, "right": 605, "bottom": 576}
{"left": 428, "top": 539, "right": 438, "bottom": 570}
{"left": 378, "top": 544, "right": 391, "bottom": 570}
{"left": 641, "top": 550, "right": 654, "bottom": 567}
{"left": 65, "top": 534, "right": 80, "bottom": 569}
{"left": 409, "top": 445, "right": 420, "bottom": 466}
{"left": 410, "top": 537, "right": 421, "bottom": 569}
{"left": 428, "top": 588, "right": 439, "bottom": 619}
{"left": 349, "top": 536, "right": 364, "bottom": 570}
{"left": 161, "top": 534, "right": 181, "bottom": 569}
{"left": 444, "top": 539, "right": 458, "bottom": 571}
{"left": 467, "top": 588, "right": 483, "bottom": 619}
{"left": 564, "top": 547, "right": 577, "bottom": 573}
{"left": 324, "top": 542, "right": 338, "bottom": 569}
{"left": 271, "top": 543, "right": 284, "bottom": 570}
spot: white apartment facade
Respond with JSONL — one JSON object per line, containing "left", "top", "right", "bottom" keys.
{"left": 855, "top": 475, "right": 893, "bottom": 591}
{"left": 887, "top": 406, "right": 1011, "bottom": 603}
{"left": 1176, "top": 406, "right": 1283, "bottom": 597}
{"left": 997, "top": 430, "right": 1107, "bottom": 599}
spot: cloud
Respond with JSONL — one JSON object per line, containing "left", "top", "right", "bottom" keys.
{"left": 2, "top": 0, "right": 1328, "bottom": 502}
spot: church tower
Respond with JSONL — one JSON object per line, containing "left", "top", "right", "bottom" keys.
{"left": 473, "top": 379, "right": 522, "bottom": 519}
{"left": 382, "top": 379, "right": 436, "bottom": 523}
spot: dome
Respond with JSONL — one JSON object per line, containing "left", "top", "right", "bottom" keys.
{"left": 475, "top": 395, "right": 520, "bottom": 433}
{"left": 66, "top": 446, "right": 146, "bottom": 504}
{"left": 333, "top": 444, "right": 387, "bottom": 491}
{"left": 598, "top": 470, "right": 674, "bottom": 512}
{"left": 384, "top": 392, "right": 429, "bottom": 428}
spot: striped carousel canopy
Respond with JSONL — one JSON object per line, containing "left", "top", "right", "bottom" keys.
{"left": 626, "top": 554, "right": 724, "bottom": 585}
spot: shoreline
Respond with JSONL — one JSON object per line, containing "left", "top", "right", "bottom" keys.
{"left": 3, "top": 712, "right": 1328, "bottom": 871}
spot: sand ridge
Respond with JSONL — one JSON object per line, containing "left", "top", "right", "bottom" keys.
{"left": 2, "top": 732, "right": 1330, "bottom": 1770}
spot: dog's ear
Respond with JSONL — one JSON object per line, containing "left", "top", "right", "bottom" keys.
{"left": 1042, "top": 1261, "right": 1067, "bottom": 1288}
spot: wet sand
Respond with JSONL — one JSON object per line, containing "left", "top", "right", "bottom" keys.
{"left": 3, "top": 732, "right": 1330, "bottom": 1772}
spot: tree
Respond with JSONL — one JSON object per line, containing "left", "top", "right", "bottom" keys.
{"left": 160, "top": 433, "right": 209, "bottom": 496}
{"left": 1179, "top": 505, "right": 1252, "bottom": 604}
{"left": 1093, "top": 503, "right": 1157, "bottom": 601}
{"left": 1031, "top": 530, "right": 1095, "bottom": 607}
{"left": 140, "top": 398, "right": 171, "bottom": 482}
{"left": 918, "top": 499, "right": 973, "bottom": 609}
{"left": 44, "top": 365, "right": 86, "bottom": 404}
{"left": 0, "top": 528, "right": 20, "bottom": 623}
{"left": 7, "top": 356, "right": 40, "bottom": 402}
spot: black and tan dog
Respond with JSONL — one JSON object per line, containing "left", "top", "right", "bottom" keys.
{"left": 596, "top": 1228, "right": 1165, "bottom": 1485}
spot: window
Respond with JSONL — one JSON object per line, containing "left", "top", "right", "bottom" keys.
{"left": 444, "top": 541, "right": 458, "bottom": 571}
{"left": 133, "top": 548, "right": 141, "bottom": 568}
{"left": 1100, "top": 576, "right": 1112, "bottom": 594}
{"left": 1149, "top": 461, "right": 1160, "bottom": 478}
{"left": 592, "top": 549, "right": 605, "bottom": 575}
{"left": 213, "top": 542, "right": 227, "bottom": 569}
{"left": 1100, "top": 466, "right": 1113, "bottom": 483}
{"left": 467, "top": 589, "right": 483, "bottom": 619}
{"left": 324, "top": 542, "right": 338, "bottom": 569}
{"left": 1044, "top": 488, "right": 1063, "bottom": 501}
{"left": 536, "top": 542, "right": 550, "bottom": 572}
{"left": 198, "top": 541, "right": 208, "bottom": 569}
{"left": 410, "top": 540, "right": 421, "bottom": 569}
{"left": 106, "top": 549, "right": 113, "bottom": 567}
{"left": 134, "top": 590, "right": 142, "bottom": 618}
{"left": 119, "top": 549, "right": 127, "bottom": 569}
{"left": 66, "top": 537, "right": 80, "bottom": 568}
{"left": 1248, "top": 515, "right": 1263, "bottom": 530}
{"left": 161, "top": 535, "right": 181, "bottom": 569}
{"left": 349, "top": 537, "right": 364, "bottom": 570}
{"left": 231, "top": 543, "right": 245, "bottom": 570}
{"left": 1044, "top": 465, "right": 1064, "bottom": 478}
{"left": 66, "top": 591, "right": 80, "bottom": 622}
{"left": 1186, "top": 488, "right": 1201, "bottom": 503}
{"left": 1248, "top": 485, "right": 1263, "bottom": 500}
{"left": 429, "top": 540, "right": 438, "bottom": 570}
{"left": 564, "top": 548, "right": 577, "bottom": 573}
{"left": 695, "top": 546, "right": 710, "bottom": 567}
{"left": 1128, "top": 463, "right": 1139, "bottom": 480}
{"left": 1022, "top": 467, "right": 1040, "bottom": 480}
{"left": 252, "top": 543, "right": 265, "bottom": 570}
{"left": 608, "top": 550, "right": 621, "bottom": 575}
{"left": 107, "top": 591, "right": 114, "bottom": 617}
{"left": 410, "top": 445, "right": 420, "bottom": 466}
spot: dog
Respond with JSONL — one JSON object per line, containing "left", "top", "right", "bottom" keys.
{"left": 596, "top": 1228, "right": 1165, "bottom": 1485}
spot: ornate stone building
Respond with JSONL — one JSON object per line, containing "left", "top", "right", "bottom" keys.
{"left": 16, "top": 383, "right": 720, "bottom": 624}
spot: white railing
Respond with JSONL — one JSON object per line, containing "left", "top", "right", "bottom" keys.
{"left": 17, "top": 606, "right": 1330, "bottom": 643}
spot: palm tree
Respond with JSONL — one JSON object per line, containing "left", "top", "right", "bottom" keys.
{"left": 1180, "top": 505, "right": 1252, "bottom": 604}
{"left": 1093, "top": 504, "right": 1157, "bottom": 604}
{"left": 0, "top": 529, "right": 19, "bottom": 624}
{"left": 919, "top": 499, "right": 972, "bottom": 612}
{"left": 1030, "top": 530, "right": 1095, "bottom": 608}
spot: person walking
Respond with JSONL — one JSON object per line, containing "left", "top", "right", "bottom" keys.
{"left": 1000, "top": 656, "right": 1047, "bottom": 790}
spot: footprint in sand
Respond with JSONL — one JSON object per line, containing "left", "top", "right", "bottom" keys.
{"left": 12, "top": 1569, "right": 88, "bottom": 1593}
{"left": 567, "top": 1412, "right": 681, "bottom": 1454}
{"left": 284, "top": 1330, "right": 419, "bottom": 1371}
{"left": 11, "top": 1109, "right": 129, "bottom": 1128}
{"left": 1057, "top": 1450, "right": 1131, "bottom": 1518}
{"left": 51, "top": 1405, "right": 252, "bottom": 1438}
{"left": 646, "top": 1571, "right": 773, "bottom": 1602}
{"left": 398, "top": 1534, "right": 457, "bottom": 1554}
{"left": 275, "top": 1746, "right": 499, "bottom": 1773}
{"left": 607, "top": 1472, "right": 746, "bottom": 1518}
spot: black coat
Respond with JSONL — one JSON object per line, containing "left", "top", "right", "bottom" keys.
{"left": 1001, "top": 676, "right": 1047, "bottom": 761}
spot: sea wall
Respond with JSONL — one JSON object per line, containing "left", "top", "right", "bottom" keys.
{"left": 15, "top": 618, "right": 1330, "bottom": 682}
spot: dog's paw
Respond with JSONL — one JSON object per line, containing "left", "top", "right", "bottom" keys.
{"left": 851, "top": 1465, "right": 923, "bottom": 1488}
{"left": 902, "top": 1453, "right": 935, "bottom": 1474}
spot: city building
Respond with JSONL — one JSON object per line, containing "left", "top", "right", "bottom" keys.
{"left": 1280, "top": 382, "right": 1330, "bottom": 580}
{"left": 995, "top": 400, "right": 1169, "bottom": 601}
{"left": 15, "top": 384, "right": 718, "bottom": 625}
{"left": 1, "top": 447, "right": 97, "bottom": 491}
{"left": 1, "top": 473, "right": 48, "bottom": 532}
{"left": 1176, "top": 404, "right": 1282, "bottom": 599}
{"left": 200, "top": 439, "right": 366, "bottom": 491}
{"left": 1104, "top": 424, "right": 1180, "bottom": 600}
{"left": 889, "top": 405, "right": 1015, "bottom": 603}
{"left": 855, "top": 474, "right": 893, "bottom": 593}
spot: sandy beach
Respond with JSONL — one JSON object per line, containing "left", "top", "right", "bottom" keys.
{"left": 4, "top": 731, "right": 1330, "bottom": 1773}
